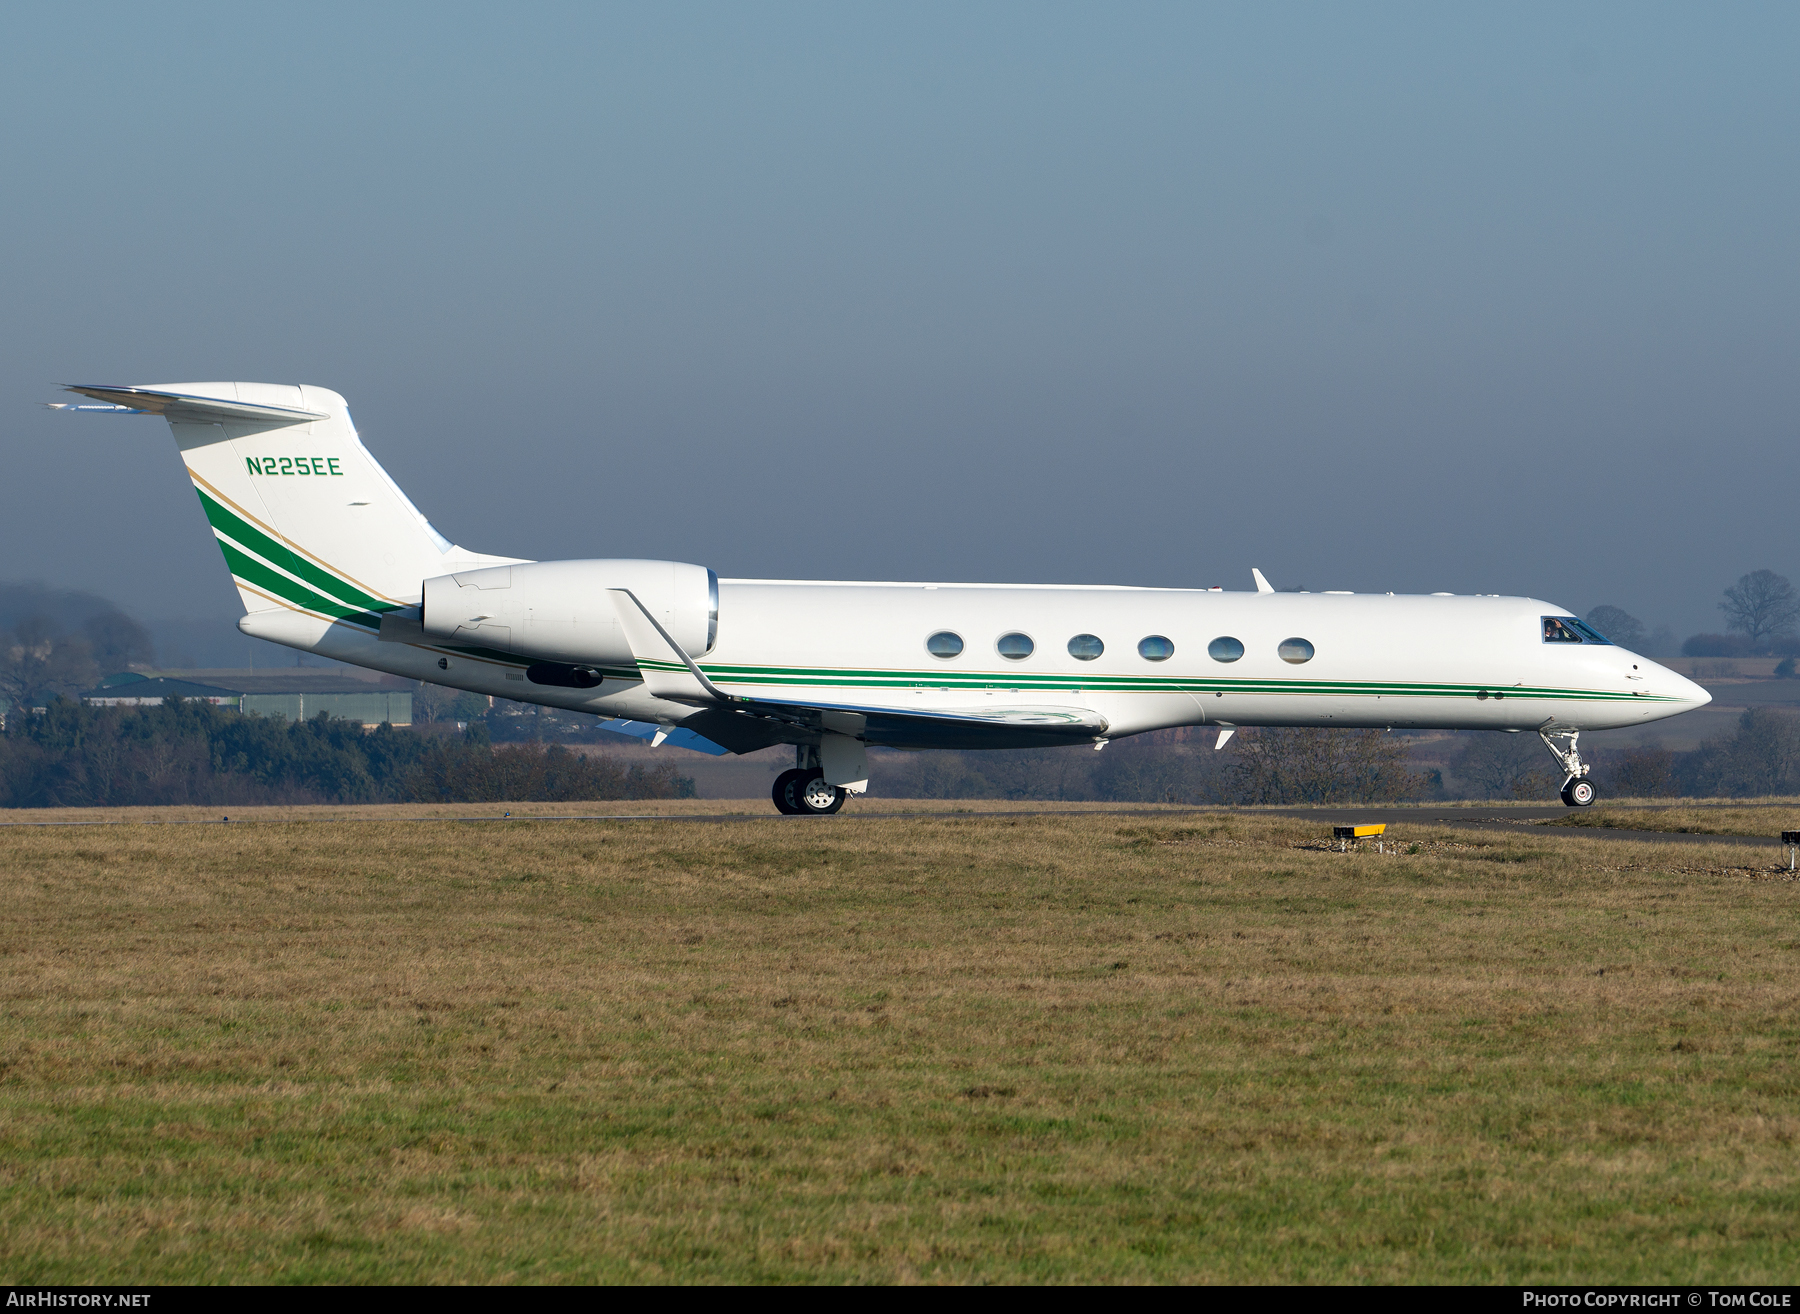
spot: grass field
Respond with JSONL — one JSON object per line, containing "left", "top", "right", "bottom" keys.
{"left": 1546, "top": 803, "right": 1800, "bottom": 839}
{"left": 3, "top": 806, "right": 1799, "bottom": 1283}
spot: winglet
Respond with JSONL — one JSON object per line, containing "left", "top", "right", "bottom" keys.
{"left": 608, "top": 588, "right": 727, "bottom": 706}
{"left": 1251, "top": 568, "right": 1274, "bottom": 594}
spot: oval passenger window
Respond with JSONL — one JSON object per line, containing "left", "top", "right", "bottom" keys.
{"left": 1138, "top": 635, "right": 1174, "bottom": 662}
{"left": 997, "top": 632, "right": 1035, "bottom": 660}
{"left": 926, "top": 631, "right": 964, "bottom": 658}
{"left": 1278, "top": 637, "right": 1315, "bottom": 664}
{"left": 1208, "top": 636, "right": 1244, "bottom": 663}
{"left": 1067, "top": 633, "right": 1104, "bottom": 661}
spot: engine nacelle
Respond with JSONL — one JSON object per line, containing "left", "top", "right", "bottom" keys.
{"left": 420, "top": 559, "right": 717, "bottom": 667}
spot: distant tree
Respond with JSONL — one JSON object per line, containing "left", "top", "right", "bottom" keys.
{"left": 0, "top": 618, "right": 100, "bottom": 712}
{"left": 1450, "top": 733, "right": 1556, "bottom": 799}
{"left": 1607, "top": 745, "right": 1677, "bottom": 798}
{"left": 413, "top": 682, "right": 492, "bottom": 725}
{"left": 0, "top": 584, "right": 155, "bottom": 716}
{"left": 1682, "top": 633, "right": 1752, "bottom": 658}
{"left": 403, "top": 741, "right": 691, "bottom": 802}
{"left": 1584, "top": 605, "right": 1646, "bottom": 649}
{"left": 1229, "top": 728, "right": 1424, "bottom": 804}
{"left": 1720, "top": 570, "right": 1800, "bottom": 650}
{"left": 0, "top": 700, "right": 694, "bottom": 807}
{"left": 1642, "top": 625, "right": 1679, "bottom": 658}
{"left": 1681, "top": 708, "right": 1800, "bottom": 798}
{"left": 79, "top": 611, "right": 153, "bottom": 673}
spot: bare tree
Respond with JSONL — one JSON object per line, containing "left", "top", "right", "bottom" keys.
{"left": 1229, "top": 727, "right": 1424, "bottom": 804}
{"left": 1585, "top": 605, "right": 1645, "bottom": 649}
{"left": 1607, "top": 745, "right": 1677, "bottom": 798}
{"left": 1450, "top": 732, "right": 1557, "bottom": 799}
{"left": 1720, "top": 570, "right": 1800, "bottom": 649}
{"left": 0, "top": 618, "right": 100, "bottom": 713}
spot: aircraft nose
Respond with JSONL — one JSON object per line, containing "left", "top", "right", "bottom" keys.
{"left": 1657, "top": 663, "right": 1710, "bottom": 708}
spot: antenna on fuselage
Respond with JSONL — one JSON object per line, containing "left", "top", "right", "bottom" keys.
{"left": 1251, "top": 568, "right": 1275, "bottom": 594}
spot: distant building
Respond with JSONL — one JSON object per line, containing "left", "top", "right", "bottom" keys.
{"left": 83, "top": 669, "right": 413, "bottom": 726}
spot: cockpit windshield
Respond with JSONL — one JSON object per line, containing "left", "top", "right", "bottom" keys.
{"left": 1542, "top": 616, "right": 1613, "bottom": 645}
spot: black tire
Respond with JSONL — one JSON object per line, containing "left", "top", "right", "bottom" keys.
{"left": 795, "top": 769, "right": 845, "bottom": 815}
{"left": 772, "top": 769, "right": 806, "bottom": 815}
{"left": 1561, "top": 777, "right": 1597, "bottom": 807}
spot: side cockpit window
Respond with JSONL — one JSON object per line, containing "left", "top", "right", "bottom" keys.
{"left": 1542, "top": 616, "right": 1610, "bottom": 644}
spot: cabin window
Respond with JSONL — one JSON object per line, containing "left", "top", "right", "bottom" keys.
{"left": 926, "top": 631, "right": 964, "bottom": 658}
{"left": 1067, "top": 634, "right": 1104, "bottom": 661}
{"left": 1207, "top": 636, "right": 1244, "bottom": 663}
{"left": 997, "top": 632, "right": 1035, "bottom": 660}
{"left": 1138, "top": 635, "right": 1175, "bottom": 662}
{"left": 1278, "top": 637, "right": 1314, "bottom": 664}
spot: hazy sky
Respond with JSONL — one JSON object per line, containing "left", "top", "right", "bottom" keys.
{"left": 4, "top": 2, "right": 1797, "bottom": 646}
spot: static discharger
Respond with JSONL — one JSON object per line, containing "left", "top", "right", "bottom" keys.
{"left": 1333, "top": 823, "right": 1387, "bottom": 853}
{"left": 1784, "top": 831, "right": 1800, "bottom": 871}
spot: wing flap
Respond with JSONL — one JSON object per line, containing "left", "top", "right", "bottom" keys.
{"left": 601, "top": 719, "right": 732, "bottom": 756}
{"left": 678, "top": 689, "right": 1109, "bottom": 747}
{"left": 733, "top": 696, "right": 1109, "bottom": 734}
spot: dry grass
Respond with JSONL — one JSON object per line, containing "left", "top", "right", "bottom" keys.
{"left": 1547, "top": 804, "right": 1800, "bottom": 838}
{"left": 0, "top": 798, "right": 1202, "bottom": 826}
{"left": 2, "top": 809, "right": 1798, "bottom": 1284}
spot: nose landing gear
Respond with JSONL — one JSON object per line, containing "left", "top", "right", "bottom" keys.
{"left": 1540, "top": 726, "right": 1598, "bottom": 807}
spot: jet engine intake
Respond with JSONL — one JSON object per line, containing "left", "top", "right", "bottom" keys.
{"left": 421, "top": 559, "right": 717, "bottom": 667}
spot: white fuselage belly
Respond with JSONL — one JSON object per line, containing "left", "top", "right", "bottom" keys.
{"left": 263, "top": 580, "right": 1709, "bottom": 744}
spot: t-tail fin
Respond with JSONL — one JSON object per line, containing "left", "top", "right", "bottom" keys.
{"left": 64, "top": 382, "right": 520, "bottom": 631}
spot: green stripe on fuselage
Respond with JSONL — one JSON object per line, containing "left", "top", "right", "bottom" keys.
{"left": 196, "top": 487, "right": 394, "bottom": 615}
{"left": 217, "top": 540, "right": 382, "bottom": 630}
{"left": 687, "top": 661, "right": 1676, "bottom": 704}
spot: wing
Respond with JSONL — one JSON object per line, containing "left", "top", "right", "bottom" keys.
{"left": 601, "top": 719, "right": 734, "bottom": 756}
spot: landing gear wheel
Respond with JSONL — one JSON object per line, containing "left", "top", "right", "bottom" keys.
{"left": 772, "top": 769, "right": 806, "bottom": 815}
{"left": 1561, "top": 778, "right": 1597, "bottom": 807}
{"left": 796, "top": 770, "right": 845, "bottom": 815}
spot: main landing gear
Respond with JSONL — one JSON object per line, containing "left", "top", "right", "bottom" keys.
{"left": 772, "top": 768, "right": 845, "bottom": 815}
{"left": 1539, "top": 726, "right": 1598, "bottom": 807}
{"left": 772, "top": 746, "right": 847, "bottom": 815}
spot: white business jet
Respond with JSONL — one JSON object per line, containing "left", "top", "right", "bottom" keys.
{"left": 52, "top": 382, "right": 1710, "bottom": 813}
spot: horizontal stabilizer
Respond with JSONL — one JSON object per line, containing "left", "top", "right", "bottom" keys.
{"left": 63, "top": 384, "right": 328, "bottom": 426}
